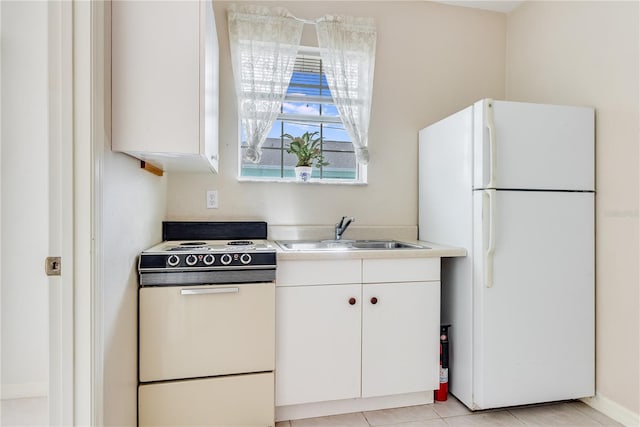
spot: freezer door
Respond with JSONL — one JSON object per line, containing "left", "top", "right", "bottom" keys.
{"left": 472, "top": 190, "right": 594, "bottom": 409}
{"left": 473, "top": 100, "right": 594, "bottom": 191}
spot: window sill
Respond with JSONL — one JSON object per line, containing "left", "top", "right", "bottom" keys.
{"left": 236, "top": 176, "right": 367, "bottom": 186}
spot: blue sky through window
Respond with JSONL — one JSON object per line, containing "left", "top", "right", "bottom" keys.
{"left": 265, "top": 69, "right": 347, "bottom": 141}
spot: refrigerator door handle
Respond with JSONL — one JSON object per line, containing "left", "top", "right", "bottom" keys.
{"left": 485, "top": 99, "right": 497, "bottom": 189}
{"left": 484, "top": 189, "right": 496, "bottom": 288}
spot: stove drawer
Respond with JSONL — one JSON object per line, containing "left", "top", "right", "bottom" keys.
{"left": 139, "top": 372, "right": 274, "bottom": 426}
{"left": 139, "top": 282, "right": 275, "bottom": 382}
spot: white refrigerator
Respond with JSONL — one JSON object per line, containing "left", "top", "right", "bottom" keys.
{"left": 418, "top": 99, "right": 595, "bottom": 410}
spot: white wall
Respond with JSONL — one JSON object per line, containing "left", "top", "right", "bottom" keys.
{"left": 167, "top": 1, "right": 506, "bottom": 229}
{"left": 0, "top": 0, "right": 49, "bottom": 399}
{"left": 101, "top": 3, "right": 168, "bottom": 425}
{"left": 506, "top": 1, "right": 639, "bottom": 422}
{"left": 102, "top": 152, "right": 166, "bottom": 426}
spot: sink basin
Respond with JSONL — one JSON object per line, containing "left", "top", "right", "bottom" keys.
{"left": 352, "top": 240, "right": 424, "bottom": 249}
{"left": 276, "top": 239, "right": 429, "bottom": 251}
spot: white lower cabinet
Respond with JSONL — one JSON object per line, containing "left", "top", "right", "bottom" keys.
{"left": 276, "top": 284, "right": 361, "bottom": 405}
{"left": 362, "top": 281, "right": 440, "bottom": 398}
{"left": 276, "top": 258, "right": 441, "bottom": 408}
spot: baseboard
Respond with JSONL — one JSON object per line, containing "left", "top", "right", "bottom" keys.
{"left": 276, "top": 391, "right": 433, "bottom": 421}
{"left": 581, "top": 393, "right": 640, "bottom": 427}
{"left": 0, "top": 383, "right": 48, "bottom": 400}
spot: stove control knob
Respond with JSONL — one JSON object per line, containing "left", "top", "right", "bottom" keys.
{"left": 240, "top": 253, "right": 252, "bottom": 265}
{"left": 185, "top": 254, "right": 198, "bottom": 266}
{"left": 220, "top": 253, "right": 232, "bottom": 265}
{"left": 167, "top": 255, "right": 180, "bottom": 267}
{"left": 203, "top": 254, "right": 215, "bottom": 265}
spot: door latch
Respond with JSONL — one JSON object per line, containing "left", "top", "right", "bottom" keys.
{"left": 46, "top": 257, "right": 62, "bottom": 276}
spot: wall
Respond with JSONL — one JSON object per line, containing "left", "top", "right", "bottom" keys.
{"left": 506, "top": 1, "right": 639, "bottom": 423}
{"left": 102, "top": 149, "right": 166, "bottom": 427}
{"left": 101, "top": 3, "right": 168, "bottom": 425}
{"left": 167, "top": 1, "right": 506, "bottom": 229}
{"left": 0, "top": 0, "right": 49, "bottom": 399}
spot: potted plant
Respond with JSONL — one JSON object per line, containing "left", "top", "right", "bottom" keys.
{"left": 283, "top": 131, "right": 329, "bottom": 181}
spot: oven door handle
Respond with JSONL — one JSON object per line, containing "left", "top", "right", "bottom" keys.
{"left": 180, "top": 287, "right": 239, "bottom": 296}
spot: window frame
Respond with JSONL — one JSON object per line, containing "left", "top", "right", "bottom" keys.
{"left": 237, "top": 47, "right": 367, "bottom": 185}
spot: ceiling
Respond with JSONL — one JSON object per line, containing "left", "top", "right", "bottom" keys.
{"left": 433, "top": 1, "right": 525, "bottom": 13}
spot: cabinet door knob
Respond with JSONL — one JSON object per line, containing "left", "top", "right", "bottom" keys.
{"left": 348, "top": 297, "right": 357, "bottom": 305}
{"left": 370, "top": 297, "right": 378, "bottom": 305}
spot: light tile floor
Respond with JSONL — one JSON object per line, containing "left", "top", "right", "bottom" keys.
{"left": 0, "top": 395, "right": 623, "bottom": 427}
{"left": 276, "top": 396, "right": 623, "bottom": 427}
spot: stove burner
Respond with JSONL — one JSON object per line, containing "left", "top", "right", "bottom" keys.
{"left": 180, "top": 241, "right": 207, "bottom": 247}
{"left": 169, "top": 241, "right": 209, "bottom": 251}
{"left": 227, "top": 240, "right": 254, "bottom": 246}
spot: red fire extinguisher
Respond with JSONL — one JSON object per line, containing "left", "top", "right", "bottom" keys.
{"left": 435, "top": 324, "right": 450, "bottom": 401}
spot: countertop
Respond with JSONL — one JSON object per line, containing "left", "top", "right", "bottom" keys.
{"left": 273, "top": 239, "right": 466, "bottom": 261}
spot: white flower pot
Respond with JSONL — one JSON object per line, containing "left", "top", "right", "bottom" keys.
{"left": 295, "top": 166, "right": 312, "bottom": 182}
{"left": 296, "top": 166, "right": 312, "bottom": 182}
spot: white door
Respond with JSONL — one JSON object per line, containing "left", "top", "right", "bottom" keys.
{"left": 472, "top": 190, "right": 594, "bottom": 409}
{"left": 361, "top": 282, "right": 440, "bottom": 398}
{"left": 473, "top": 99, "right": 594, "bottom": 191}
{"left": 275, "top": 284, "right": 361, "bottom": 406}
{"left": 1, "top": 1, "right": 75, "bottom": 424}
{"left": 1, "top": 0, "right": 50, "bottom": 404}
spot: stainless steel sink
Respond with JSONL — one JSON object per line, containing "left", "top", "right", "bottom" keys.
{"left": 352, "top": 240, "right": 425, "bottom": 249}
{"left": 276, "top": 239, "right": 429, "bottom": 251}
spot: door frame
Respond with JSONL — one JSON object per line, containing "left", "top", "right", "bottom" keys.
{"left": 47, "top": 1, "right": 74, "bottom": 425}
{"left": 48, "top": 1, "right": 105, "bottom": 425}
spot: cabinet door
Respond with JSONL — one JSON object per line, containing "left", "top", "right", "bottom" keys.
{"left": 362, "top": 281, "right": 440, "bottom": 398}
{"left": 276, "top": 284, "right": 361, "bottom": 406}
{"left": 112, "top": 1, "right": 199, "bottom": 154}
{"left": 112, "top": 1, "right": 219, "bottom": 172}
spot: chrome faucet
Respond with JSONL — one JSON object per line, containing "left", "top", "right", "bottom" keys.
{"left": 334, "top": 216, "right": 355, "bottom": 240}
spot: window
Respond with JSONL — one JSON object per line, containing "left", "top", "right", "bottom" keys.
{"left": 239, "top": 49, "right": 365, "bottom": 183}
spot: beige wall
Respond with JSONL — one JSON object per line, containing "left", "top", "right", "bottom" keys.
{"left": 506, "top": 0, "right": 639, "bottom": 419}
{"left": 167, "top": 1, "right": 506, "bottom": 229}
{"left": 102, "top": 3, "right": 168, "bottom": 425}
{"left": 102, "top": 151, "right": 167, "bottom": 427}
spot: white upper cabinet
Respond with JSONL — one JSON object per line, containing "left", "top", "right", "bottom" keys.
{"left": 112, "top": 0, "right": 219, "bottom": 173}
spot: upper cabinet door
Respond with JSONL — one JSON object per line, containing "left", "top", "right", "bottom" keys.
{"left": 112, "top": 1, "right": 219, "bottom": 173}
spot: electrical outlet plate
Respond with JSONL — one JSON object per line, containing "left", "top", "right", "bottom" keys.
{"left": 206, "top": 190, "right": 218, "bottom": 209}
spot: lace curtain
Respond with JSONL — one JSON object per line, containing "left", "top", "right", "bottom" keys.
{"left": 316, "top": 15, "right": 377, "bottom": 165}
{"left": 227, "top": 5, "right": 303, "bottom": 163}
